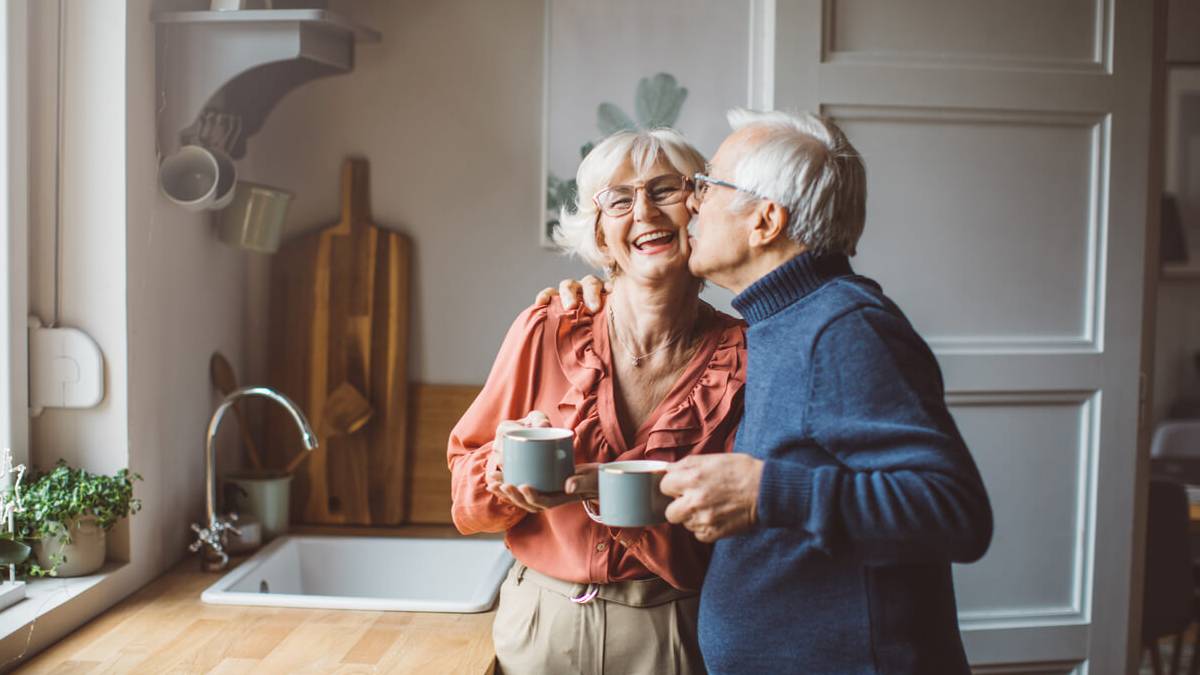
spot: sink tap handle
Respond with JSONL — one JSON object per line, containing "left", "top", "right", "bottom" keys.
{"left": 223, "top": 512, "right": 243, "bottom": 539}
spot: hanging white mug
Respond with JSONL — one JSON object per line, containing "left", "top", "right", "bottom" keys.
{"left": 159, "top": 144, "right": 238, "bottom": 212}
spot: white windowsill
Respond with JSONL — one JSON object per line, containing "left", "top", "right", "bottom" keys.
{"left": 0, "top": 561, "right": 125, "bottom": 643}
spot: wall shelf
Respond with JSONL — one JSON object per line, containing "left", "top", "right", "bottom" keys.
{"left": 152, "top": 9, "right": 381, "bottom": 158}
{"left": 1162, "top": 263, "right": 1200, "bottom": 281}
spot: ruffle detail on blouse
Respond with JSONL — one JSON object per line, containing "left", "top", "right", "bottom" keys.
{"left": 550, "top": 302, "right": 746, "bottom": 462}
{"left": 641, "top": 313, "right": 746, "bottom": 456}
{"left": 550, "top": 304, "right": 610, "bottom": 460}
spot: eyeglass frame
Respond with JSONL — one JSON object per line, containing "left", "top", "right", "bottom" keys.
{"left": 692, "top": 172, "right": 762, "bottom": 205}
{"left": 591, "top": 174, "right": 693, "bottom": 217}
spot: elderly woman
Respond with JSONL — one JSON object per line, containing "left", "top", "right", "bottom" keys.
{"left": 448, "top": 128, "right": 746, "bottom": 675}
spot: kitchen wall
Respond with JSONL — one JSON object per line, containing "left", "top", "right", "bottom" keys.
{"left": 125, "top": 0, "right": 250, "bottom": 577}
{"left": 241, "top": 0, "right": 737, "bottom": 388}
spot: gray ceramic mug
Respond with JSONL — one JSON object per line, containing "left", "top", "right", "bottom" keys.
{"left": 583, "top": 460, "right": 671, "bottom": 527}
{"left": 502, "top": 427, "right": 576, "bottom": 492}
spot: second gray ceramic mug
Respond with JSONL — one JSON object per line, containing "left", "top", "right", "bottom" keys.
{"left": 584, "top": 460, "right": 671, "bottom": 527}
{"left": 502, "top": 427, "right": 576, "bottom": 492}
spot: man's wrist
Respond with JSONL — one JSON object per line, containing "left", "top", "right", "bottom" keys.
{"left": 746, "top": 456, "right": 764, "bottom": 525}
{"left": 755, "top": 458, "right": 817, "bottom": 529}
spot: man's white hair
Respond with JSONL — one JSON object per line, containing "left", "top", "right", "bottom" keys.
{"left": 726, "top": 109, "right": 866, "bottom": 256}
{"left": 553, "top": 128, "right": 706, "bottom": 272}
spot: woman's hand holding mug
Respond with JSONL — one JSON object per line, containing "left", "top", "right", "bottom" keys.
{"left": 485, "top": 411, "right": 598, "bottom": 512}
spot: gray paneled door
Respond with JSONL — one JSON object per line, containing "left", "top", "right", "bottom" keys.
{"left": 770, "top": 1, "right": 1154, "bottom": 672}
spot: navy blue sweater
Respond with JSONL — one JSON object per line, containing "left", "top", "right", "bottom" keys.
{"left": 700, "top": 253, "right": 993, "bottom": 675}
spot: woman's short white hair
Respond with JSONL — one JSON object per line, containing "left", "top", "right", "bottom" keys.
{"left": 553, "top": 128, "right": 706, "bottom": 272}
{"left": 726, "top": 109, "right": 866, "bottom": 256}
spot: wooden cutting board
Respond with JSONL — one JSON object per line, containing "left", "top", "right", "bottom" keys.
{"left": 265, "top": 158, "right": 412, "bottom": 525}
{"left": 407, "top": 383, "right": 484, "bottom": 524}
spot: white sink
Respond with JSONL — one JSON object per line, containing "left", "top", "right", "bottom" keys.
{"left": 201, "top": 535, "right": 513, "bottom": 613}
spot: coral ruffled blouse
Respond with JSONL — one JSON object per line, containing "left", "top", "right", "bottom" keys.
{"left": 448, "top": 301, "right": 746, "bottom": 591}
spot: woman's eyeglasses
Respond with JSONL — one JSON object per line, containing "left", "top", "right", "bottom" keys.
{"left": 593, "top": 174, "right": 691, "bottom": 217}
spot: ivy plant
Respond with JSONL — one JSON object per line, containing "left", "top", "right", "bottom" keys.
{"left": 13, "top": 461, "right": 142, "bottom": 577}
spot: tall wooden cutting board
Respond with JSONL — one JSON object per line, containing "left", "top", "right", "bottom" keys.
{"left": 265, "top": 158, "right": 411, "bottom": 525}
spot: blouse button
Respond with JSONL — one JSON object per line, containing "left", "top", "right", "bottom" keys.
{"left": 596, "top": 541, "right": 608, "bottom": 553}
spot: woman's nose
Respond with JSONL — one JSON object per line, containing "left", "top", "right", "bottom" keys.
{"left": 632, "top": 189, "right": 661, "bottom": 220}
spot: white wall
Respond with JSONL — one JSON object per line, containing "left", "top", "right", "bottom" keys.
{"left": 243, "top": 0, "right": 595, "bottom": 387}
{"left": 28, "top": 1, "right": 130, "bottom": 477}
{"left": 125, "top": 0, "right": 250, "bottom": 574}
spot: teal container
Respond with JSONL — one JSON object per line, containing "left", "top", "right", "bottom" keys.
{"left": 502, "top": 428, "right": 576, "bottom": 492}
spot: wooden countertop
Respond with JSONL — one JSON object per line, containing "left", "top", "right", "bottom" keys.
{"left": 21, "top": 545, "right": 497, "bottom": 674}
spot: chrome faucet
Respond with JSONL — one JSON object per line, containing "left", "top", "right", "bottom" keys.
{"left": 191, "top": 386, "right": 318, "bottom": 571}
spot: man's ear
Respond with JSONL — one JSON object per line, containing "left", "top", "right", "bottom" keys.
{"left": 748, "top": 200, "right": 790, "bottom": 248}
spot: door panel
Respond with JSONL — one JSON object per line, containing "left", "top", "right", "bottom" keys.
{"left": 826, "top": 0, "right": 1103, "bottom": 69}
{"left": 841, "top": 107, "right": 1104, "bottom": 348}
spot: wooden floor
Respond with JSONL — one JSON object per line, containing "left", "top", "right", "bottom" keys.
{"left": 18, "top": 558, "right": 497, "bottom": 674}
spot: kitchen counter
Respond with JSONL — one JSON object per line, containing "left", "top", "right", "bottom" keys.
{"left": 20, "top": 540, "right": 498, "bottom": 674}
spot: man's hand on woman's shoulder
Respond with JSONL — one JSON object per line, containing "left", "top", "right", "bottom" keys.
{"left": 534, "top": 275, "right": 609, "bottom": 313}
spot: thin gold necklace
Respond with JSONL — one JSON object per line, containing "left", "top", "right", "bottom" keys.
{"left": 607, "top": 304, "right": 695, "bottom": 368}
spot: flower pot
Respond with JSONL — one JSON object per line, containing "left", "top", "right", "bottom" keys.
{"left": 33, "top": 515, "right": 106, "bottom": 577}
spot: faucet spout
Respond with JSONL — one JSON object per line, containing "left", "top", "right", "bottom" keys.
{"left": 195, "top": 386, "right": 317, "bottom": 571}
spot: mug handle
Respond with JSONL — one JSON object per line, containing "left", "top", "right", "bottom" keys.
{"left": 582, "top": 498, "right": 604, "bottom": 524}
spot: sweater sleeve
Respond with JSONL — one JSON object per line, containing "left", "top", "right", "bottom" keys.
{"left": 447, "top": 304, "right": 549, "bottom": 535}
{"left": 756, "top": 307, "right": 993, "bottom": 564}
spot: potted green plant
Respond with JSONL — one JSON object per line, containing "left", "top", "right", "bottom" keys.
{"left": 15, "top": 461, "right": 142, "bottom": 577}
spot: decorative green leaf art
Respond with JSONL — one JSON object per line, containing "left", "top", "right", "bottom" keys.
{"left": 596, "top": 103, "right": 637, "bottom": 137}
{"left": 635, "top": 73, "right": 689, "bottom": 130}
{"left": 546, "top": 73, "right": 689, "bottom": 240}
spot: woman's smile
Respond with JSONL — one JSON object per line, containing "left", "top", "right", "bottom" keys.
{"left": 631, "top": 229, "right": 678, "bottom": 255}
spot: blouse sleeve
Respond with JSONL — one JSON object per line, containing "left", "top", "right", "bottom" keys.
{"left": 447, "top": 304, "right": 550, "bottom": 534}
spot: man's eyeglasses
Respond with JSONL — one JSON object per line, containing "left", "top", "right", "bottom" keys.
{"left": 593, "top": 174, "right": 691, "bottom": 217}
{"left": 692, "top": 172, "right": 756, "bottom": 205}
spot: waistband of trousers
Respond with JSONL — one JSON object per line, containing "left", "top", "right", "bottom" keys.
{"left": 513, "top": 563, "right": 697, "bottom": 608}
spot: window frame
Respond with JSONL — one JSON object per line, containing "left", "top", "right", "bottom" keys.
{"left": 0, "top": 0, "right": 29, "bottom": 469}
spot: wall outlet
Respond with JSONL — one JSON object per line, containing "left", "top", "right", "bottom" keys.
{"left": 27, "top": 316, "right": 105, "bottom": 417}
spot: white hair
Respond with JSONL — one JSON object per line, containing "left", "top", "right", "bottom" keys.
{"left": 553, "top": 128, "right": 706, "bottom": 272}
{"left": 726, "top": 109, "right": 866, "bottom": 256}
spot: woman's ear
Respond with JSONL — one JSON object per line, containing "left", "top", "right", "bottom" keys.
{"left": 594, "top": 220, "right": 619, "bottom": 276}
{"left": 594, "top": 221, "right": 608, "bottom": 253}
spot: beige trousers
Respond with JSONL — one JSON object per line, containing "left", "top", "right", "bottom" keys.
{"left": 492, "top": 563, "right": 706, "bottom": 675}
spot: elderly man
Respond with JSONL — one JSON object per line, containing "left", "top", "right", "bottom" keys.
{"left": 547, "top": 109, "right": 993, "bottom": 674}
